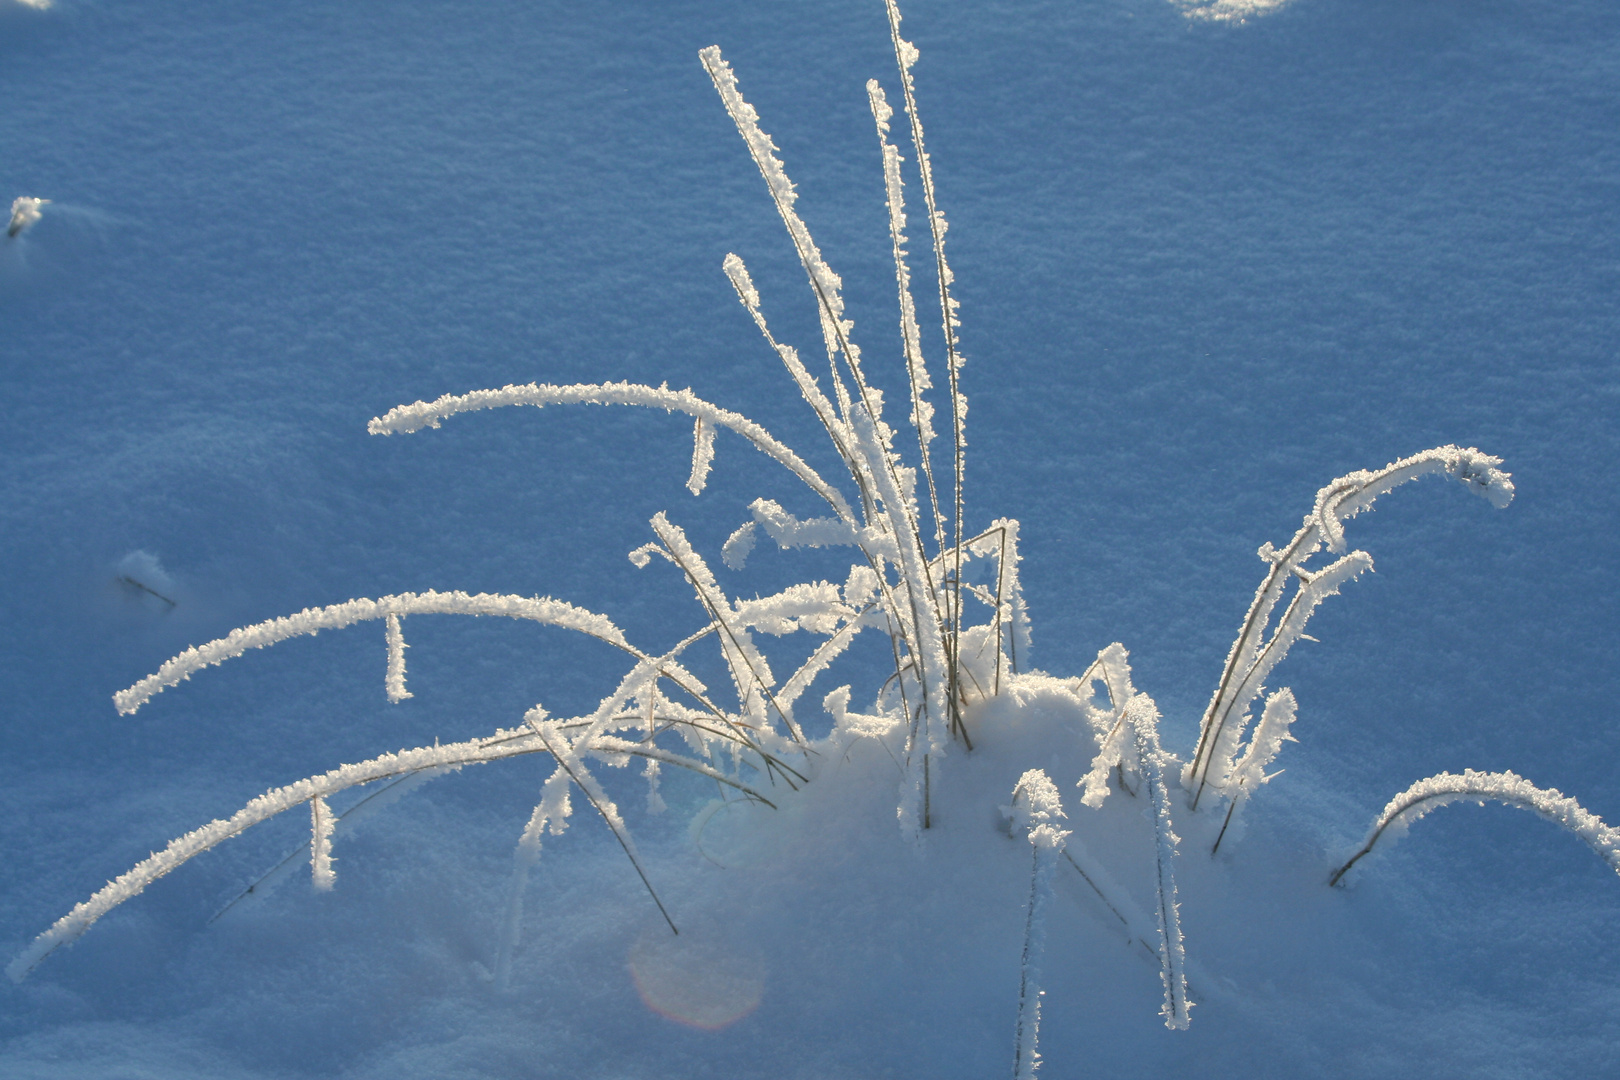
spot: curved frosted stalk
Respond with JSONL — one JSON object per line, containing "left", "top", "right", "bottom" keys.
{"left": 370, "top": 380, "right": 853, "bottom": 522}
{"left": 722, "top": 253, "right": 862, "bottom": 524}
{"left": 732, "top": 581, "right": 848, "bottom": 637}
{"left": 747, "top": 497, "right": 864, "bottom": 554}
{"left": 116, "top": 591, "right": 636, "bottom": 715}
{"left": 1330, "top": 769, "right": 1620, "bottom": 887}
{"left": 1077, "top": 644, "right": 1137, "bottom": 809}
{"left": 8, "top": 723, "right": 562, "bottom": 981}
{"left": 10, "top": 706, "right": 780, "bottom": 983}
{"left": 210, "top": 767, "right": 457, "bottom": 926}
{"left": 698, "top": 46, "right": 868, "bottom": 430}
{"left": 649, "top": 513, "right": 802, "bottom": 744}
{"left": 1202, "top": 551, "right": 1371, "bottom": 796}
{"left": 1188, "top": 446, "right": 1514, "bottom": 808}
{"left": 1312, "top": 445, "right": 1513, "bottom": 554}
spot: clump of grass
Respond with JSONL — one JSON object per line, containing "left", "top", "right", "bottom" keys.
{"left": 12, "top": 5, "right": 1615, "bottom": 1076}
{"left": 11, "top": 0, "right": 1000, "bottom": 982}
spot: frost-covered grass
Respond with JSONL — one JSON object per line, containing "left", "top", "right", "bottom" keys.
{"left": 6, "top": 1, "right": 1620, "bottom": 1076}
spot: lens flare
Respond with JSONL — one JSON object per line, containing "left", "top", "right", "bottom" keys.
{"left": 629, "top": 926, "right": 765, "bottom": 1030}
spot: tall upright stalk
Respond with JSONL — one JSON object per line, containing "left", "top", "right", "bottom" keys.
{"left": 882, "top": 0, "right": 969, "bottom": 743}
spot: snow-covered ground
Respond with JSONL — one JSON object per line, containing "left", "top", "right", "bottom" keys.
{"left": 3, "top": 1, "right": 1617, "bottom": 1076}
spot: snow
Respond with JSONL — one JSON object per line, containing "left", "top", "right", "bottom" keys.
{"left": 3, "top": 0, "right": 1619, "bottom": 1077}
{"left": 7, "top": 196, "right": 48, "bottom": 238}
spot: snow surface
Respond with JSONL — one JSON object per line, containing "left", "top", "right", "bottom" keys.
{"left": 3, "top": 0, "right": 1618, "bottom": 1077}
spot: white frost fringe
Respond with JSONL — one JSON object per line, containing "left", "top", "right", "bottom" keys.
{"left": 6, "top": 730, "right": 542, "bottom": 981}
{"left": 115, "top": 590, "right": 635, "bottom": 715}
{"left": 309, "top": 796, "right": 337, "bottom": 890}
{"left": 496, "top": 763, "right": 573, "bottom": 989}
{"left": 1075, "top": 643, "right": 1138, "bottom": 810}
{"left": 1330, "top": 769, "right": 1620, "bottom": 886}
{"left": 881, "top": 0, "right": 971, "bottom": 667}
{"left": 1010, "top": 770, "right": 1070, "bottom": 1079}
{"left": 1187, "top": 446, "right": 1514, "bottom": 810}
{"left": 370, "top": 380, "right": 853, "bottom": 521}
{"left": 1125, "top": 695, "right": 1191, "bottom": 1029}
{"left": 384, "top": 613, "right": 413, "bottom": 703}
{"left": 1210, "top": 687, "right": 1297, "bottom": 854}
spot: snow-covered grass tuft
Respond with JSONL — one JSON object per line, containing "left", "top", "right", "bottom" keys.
{"left": 10, "top": 2, "right": 1608, "bottom": 1074}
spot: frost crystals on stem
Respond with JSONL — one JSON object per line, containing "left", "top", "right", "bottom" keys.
{"left": 1009, "top": 770, "right": 1069, "bottom": 1079}
{"left": 1330, "top": 770, "right": 1620, "bottom": 887}
{"left": 1186, "top": 447, "right": 1514, "bottom": 813}
{"left": 15, "top": 7, "right": 1568, "bottom": 1072}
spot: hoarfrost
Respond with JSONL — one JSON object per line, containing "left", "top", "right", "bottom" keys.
{"left": 1009, "top": 770, "right": 1068, "bottom": 1079}
{"left": 384, "top": 613, "right": 413, "bottom": 703}
{"left": 1331, "top": 770, "right": 1620, "bottom": 886}
{"left": 7, "top": 196, "right": 48, "bottom": 238}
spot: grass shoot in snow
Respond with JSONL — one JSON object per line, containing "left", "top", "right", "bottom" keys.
{"left": 9, "top": 3, "right": 1618, "bottom": 1074}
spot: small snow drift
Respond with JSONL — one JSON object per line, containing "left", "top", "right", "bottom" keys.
{"left": 8, "top": 196, "right": 49, "bottom": 238}
{"left": 114, "top": 550, "right": 178, "bottom": 611}
{"left": 1174, "top": 0, "right": 1295, "bottom": 22}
